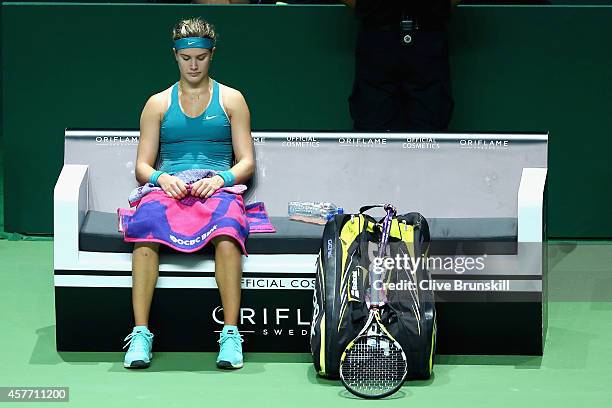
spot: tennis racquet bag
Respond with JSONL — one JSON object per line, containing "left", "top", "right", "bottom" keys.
{"left": 310, "top": 206, "right": 436, "bottom": 380}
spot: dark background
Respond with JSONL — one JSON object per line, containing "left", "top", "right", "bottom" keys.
{"left": 2, "top": 3, "right": 611, "bottom": 238}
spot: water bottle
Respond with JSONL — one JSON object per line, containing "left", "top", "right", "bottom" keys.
{"left": 288, "top": 201, "right": 344, "bottom": 224}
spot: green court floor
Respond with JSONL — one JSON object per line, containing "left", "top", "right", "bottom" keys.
{"left": 1, "top": 152, "right": 4, "bottom": 234}
{"left": 0, "top": 240, "right": 611, "bottom": 407}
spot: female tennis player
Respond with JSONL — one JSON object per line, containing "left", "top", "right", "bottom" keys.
{"left": 122, "top": 17, "right": 255, "bottom": 370}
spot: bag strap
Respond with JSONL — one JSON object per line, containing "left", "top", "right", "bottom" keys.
{"left": 369, "top": 204, "right": 397, "bottom": 307}
{"left": 379, "top": 204, "right": 397, "bottom": 253}
{"left": 360, "top": 204, "right": 399, "bottom": 224}
{"left": 359, "top": 205, "right": 384, "bottom": 214}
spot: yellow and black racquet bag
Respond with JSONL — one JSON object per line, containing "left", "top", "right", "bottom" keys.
{"left": 310, "top": 206, "right": 436, "bottom": 380}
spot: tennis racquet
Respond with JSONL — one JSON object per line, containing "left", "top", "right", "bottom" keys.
{"left": 339, "top": 205, "right": 408, "bottom": 399}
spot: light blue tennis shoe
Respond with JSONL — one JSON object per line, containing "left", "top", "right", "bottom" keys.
{"left": 216, "top": 325, "right": 244, "bottom": 369}
{"left": 123, "top": 326, "right": 154, "bottom": 369}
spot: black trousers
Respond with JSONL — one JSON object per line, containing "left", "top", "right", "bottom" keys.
{"left": 349, "top": 28, "right": 454, "bottom": 132}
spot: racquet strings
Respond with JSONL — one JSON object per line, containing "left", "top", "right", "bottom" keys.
{"left": 341, "top": 334, "right": 406, "bottom": 398}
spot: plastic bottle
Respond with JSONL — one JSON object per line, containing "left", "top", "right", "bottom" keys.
{"left": 288, "top": 201, "right": 344, "bottom": 225}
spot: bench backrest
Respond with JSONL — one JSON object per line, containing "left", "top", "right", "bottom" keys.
{"left": 64, "top": 130, "right": 547, "bottom": 218}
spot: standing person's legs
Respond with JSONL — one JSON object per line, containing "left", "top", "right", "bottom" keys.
{"left": 212, "top": 235, "right": 244, "bottom": 369}
{"left": 124, "top": 242, "right": 159, "bottom": 369}
{"left": 350, "top": 30, "right": 405, "bottom": 132}
{"left": 400, "top": 29, "right": 454, "bottom": 132}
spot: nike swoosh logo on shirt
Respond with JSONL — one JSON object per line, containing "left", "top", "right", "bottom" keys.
{"left": 205, "top": 115, "right": 218, "bottom": 120}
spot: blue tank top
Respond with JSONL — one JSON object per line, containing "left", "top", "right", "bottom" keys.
{"left": 159, "top": 80, "right": 232, "bottom": 174}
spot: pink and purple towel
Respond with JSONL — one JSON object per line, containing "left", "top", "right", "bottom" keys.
{"left": 117, "top": 169, "right": 275, "bottom": 255}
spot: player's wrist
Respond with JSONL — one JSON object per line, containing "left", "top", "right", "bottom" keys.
{"left": 217, "top": 170, "right": 235, "bottom": 187}
{"left": 150, "top": 171, "right": 167, "bottom": 186}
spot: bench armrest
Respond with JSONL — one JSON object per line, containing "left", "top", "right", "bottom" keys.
{"left": 54, "top": 164, "right": 89, "bottom": 269}
{"left": 517, "top": 168, "right": 547, "bottom": 243}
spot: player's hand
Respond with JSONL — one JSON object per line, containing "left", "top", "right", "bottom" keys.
{"left": 158, "top": 174, "right": 188, "bottom": 200}
{"left": 190, "top": 176, "right": 225, "bottom": 199}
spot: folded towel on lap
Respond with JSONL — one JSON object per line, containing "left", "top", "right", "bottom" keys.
{"left": 117, "top": 169, "right": 275, "bottom": 255}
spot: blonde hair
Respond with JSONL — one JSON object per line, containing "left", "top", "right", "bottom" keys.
{"left": 172, "top": 17, "right": 217, "bottom": 45}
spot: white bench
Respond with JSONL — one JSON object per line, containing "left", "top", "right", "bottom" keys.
{"left": 54, "top": 130, "right": 547, "bottom": 354}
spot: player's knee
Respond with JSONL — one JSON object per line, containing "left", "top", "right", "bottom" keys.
{"left": 212, "top": 237, "right": 240, "bottom": 256}
{"left": 133, "top": 243, "right": 159, "bottom": 257}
